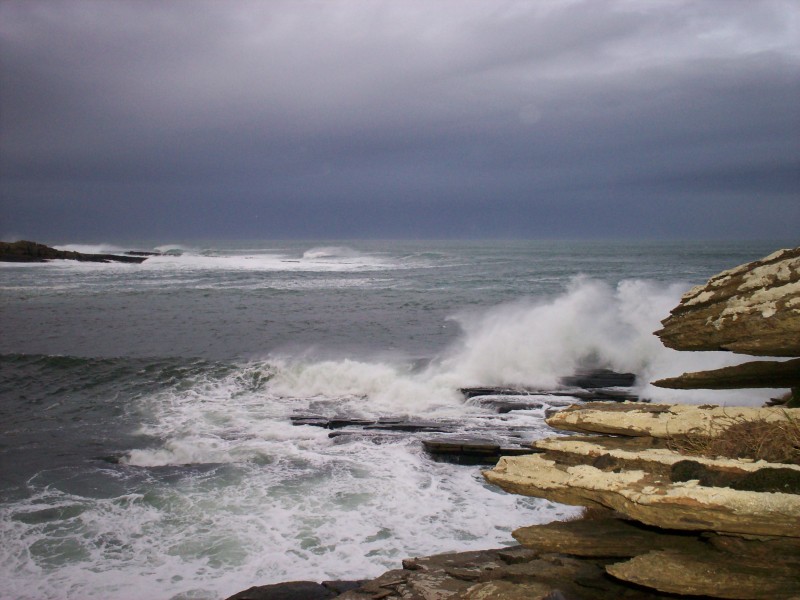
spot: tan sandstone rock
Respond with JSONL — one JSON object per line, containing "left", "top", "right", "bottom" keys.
{"left": 483, "top": 453, "right": 800, "bottom": 537}
{"left": 533, "top": 436, "right": 800, "bottom": 480}
{"left": 512, "top": 515, "right": 706, "bottom": 558}
{"left": 606, "top": 548, "right": 800, "bottom": 599}
{"left": 545, "top": 402, "right": 800, "bottom": 438}
{"left": 654, "top": 246, "right": 800, "bottom": 356}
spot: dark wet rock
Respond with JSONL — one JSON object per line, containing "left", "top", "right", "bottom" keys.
{"left": 470, "top": 397, "right": 545, "bottom": 413}
{"left": 513, "top": 514, "right": 706, "bottom": 559}
{"left": 224, "top": 581, "right": 337, "bottom": 600}
{"left": 654, "top": 358, "right": 800, "bottom": 390}
{"left": 328, "top": 418, "right": 379, "bottom": 429}
{"left": 289, "top": 416, "right": 377, "bottom": 429}
{"left": 290, "top": 415, "right": 455, "bottom": 433}
{"left": 289, "top": 416, "right": 332, "bottom": 427}
{"left": 0, "top": 240, "right": 147, "bottom": 263}
{"left": 567, "top": 389, "right": 641, "bottom": 402}
{"left": 364, "top": 420, "right": 453, "bottom": 433}
{"left": 327, "top": 431, "right": 408, "bottom": 445}
{"left": 422, "top": 437, "right": 539, "bottom": 465}
{"left": 730, "top": 467, "right": 800, "bottom": 494}
{"left": 321, "top": 581, "right": 367, "bottom": 595}
{"left": 461, "top": 372, "right": 644, "bottom": 407}
{"left": 460, "top": 387, "right": 536, "bottom": 399}
{"left": 559, "top": 369, "right": 636, "bottom": 389}
{"left": 670, "top": 460, "right": 742, "bottom": 488}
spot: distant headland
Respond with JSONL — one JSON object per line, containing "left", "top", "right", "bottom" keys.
{"left": 0, "top": 240, "right": 157, "bottom": 264}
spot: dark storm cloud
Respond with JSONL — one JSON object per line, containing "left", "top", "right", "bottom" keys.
{"left": 1, "top": 0, "right": 798, "bottom": 240}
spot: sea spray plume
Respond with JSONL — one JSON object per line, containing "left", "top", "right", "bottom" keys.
{"left": 438, "top": 277, "right": 658, "bottom": 389}
{"left": 302, "top": 246, "right": 361, "bottom": 259}
{"left": 265, "top": 358, "right": 464, "bottom": 416}
{"left": 435, "top": 277, "right": 775, "bottom": 405}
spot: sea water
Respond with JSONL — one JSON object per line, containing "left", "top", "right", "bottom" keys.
{"left": 0, "top": 239, "right": 789, "bottom": 599}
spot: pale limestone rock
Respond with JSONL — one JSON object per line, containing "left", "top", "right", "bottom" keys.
{"left": 545, "top": 402, "right": 800, "bottom": 438}
{"left": 655, "top": 246, "right": 800, "bottom": 356}
{"left": 533, "top": 437, "right": 800, "bottom": 477}
{"left": 483, "top": 454, "right": 800, "bottom": 537}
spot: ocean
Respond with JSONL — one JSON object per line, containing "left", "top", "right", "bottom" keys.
{"left": 0, "top": 239, "right": 789, "bottom": 600}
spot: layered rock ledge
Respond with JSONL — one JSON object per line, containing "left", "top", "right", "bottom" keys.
{"left": 653, "top": 245, "right": 800, "bottom": 406}
{"left": 655, "top": 246, "right": 800, "bottom": 357}
{"left": 482, "top": 402, "right": 800, "bottom": 597}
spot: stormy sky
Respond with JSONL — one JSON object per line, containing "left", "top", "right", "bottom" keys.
{"left": 1, "top": 0, "right": 798, "bottom": 242}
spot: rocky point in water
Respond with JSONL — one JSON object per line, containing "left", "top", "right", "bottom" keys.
{"left": 0, "top": 240, "right": 151, "bottom": 263}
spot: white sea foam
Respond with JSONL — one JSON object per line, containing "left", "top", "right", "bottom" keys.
{"left": 301, "top": 246, "right": 361, "bottom": 259}
{"left": 0, "top": 360, "right": 570, "bottom": 600}
{"left": 135, "top": 247, "right": 397, "bottom": 274}
{"left": 52, "top": 243, "right": 128, "bottom": 254}
{"left": 153, "top": 244, "right": 191, "bottom": 255}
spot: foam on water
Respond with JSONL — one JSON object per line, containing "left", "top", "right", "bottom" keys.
{"left": 135, "top": 247, "right": 401, "bottom": 274}
{"left": 1, "top": 242, "right": 788, "bottom": 600}
{"left": 301, "top": 246, "right": 361, "bottom": 259}
{"left": 0, "top": 357, "right": 575, "bottom": 600}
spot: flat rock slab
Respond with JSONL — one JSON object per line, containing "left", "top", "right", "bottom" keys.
{"left": 290, "top": 415, "right": 457, "bottom": 433}
{"left": 653, "top": 357, "right": 800, "bottom": 389}
{"left": 467, "top": 396, "right": 546, "bottom": 413}
{"left": 607, "top": 548, "right": 800, "bottom": 599}
{"left": 559, "top": 369, "right": 636, "bottom": 388}
{"left": 336, "top": 545, "right": 674, "bottom": 600}
{"left": 483, "top": 454, "right": 800, "bottom": 537}
{"left": 225, "top": 581, "right": 337, "bottom": 600}
{"left": 546, "top": 402, "right": 800, "bottom": 438}
{"left": 655, "top": 246, "right": 800, "bottom": 357}
{"left": 513, "top": 515, "right": 705, "bottom": 558}
{"left": 421, "top": 438, "right": 539, "bottom": 466}
{"left": 533, "top": 436, "right": 800, "bottom": 482}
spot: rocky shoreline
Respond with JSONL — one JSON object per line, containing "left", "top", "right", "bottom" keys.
{"left": 225, "top": 246, "right": 800, "bottom": 600}
{"left": 0, "top": 240, "right": 154, "bottom": 263}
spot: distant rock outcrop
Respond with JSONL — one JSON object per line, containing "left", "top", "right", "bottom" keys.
{"left": 0, "top": 240, "right": 148, "bottom": 263}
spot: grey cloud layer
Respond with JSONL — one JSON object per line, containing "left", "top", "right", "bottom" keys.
{"left": 1, "top": 0, "right": 798, "bottom": 240}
